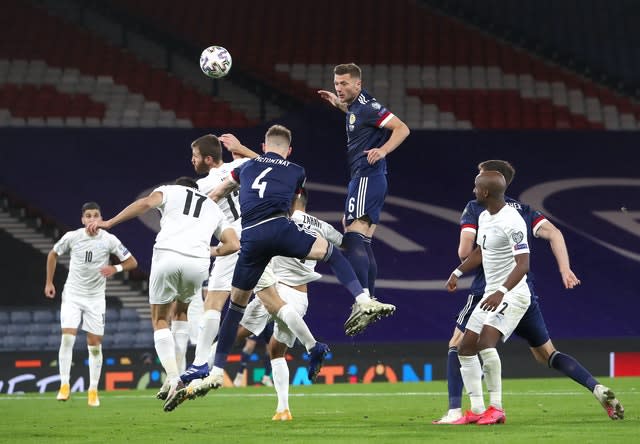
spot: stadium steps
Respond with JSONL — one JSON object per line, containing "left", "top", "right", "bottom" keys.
{"left": 0, "top": 206, "right": 150, "bottom": 319}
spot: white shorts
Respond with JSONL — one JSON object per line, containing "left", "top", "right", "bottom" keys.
{"left": 149, "top": 249, "right": 209, "bottom": 305}
{"left": 465, "top": 289, "right": 531, "bottom": 342}
{"left": 207, "top": 256, "right": 276, "bottom": 293}
{"left": 240, "top": 283, "right": 308, "bottom": 348}
{"left": 207, "top": 251, "right": 239, "bottom": 291}
{"left": 60, "top": 295, "right": 106, "bottom": 336}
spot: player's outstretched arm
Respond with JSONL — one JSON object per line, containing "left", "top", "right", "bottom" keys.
{"left": 44, "top": 250, "right": 58, "bottom": 298}
{"left": 219, "top": 134, "right": 258, "bottom": 159}
{"left": 536, "top": 221, "right": 581, "bottom": 289}
{"left": 87, "top": 192, "right": 163, "bottom": 235}
{"left": 317, "top": 90, "right": 348, "bottom": 113}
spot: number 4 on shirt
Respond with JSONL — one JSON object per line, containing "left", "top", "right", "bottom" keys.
{"left": 252, "top": 167, "right": 272, "bottom": 198}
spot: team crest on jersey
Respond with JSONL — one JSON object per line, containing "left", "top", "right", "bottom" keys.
{"left": 511, "top": 231, "right": 524, "bottom": 243}
{"left": 349, "top": 113, "right": 356, "bottom": 124}
{"left": 371, "top": 102, "right": 381, "bottom": 110}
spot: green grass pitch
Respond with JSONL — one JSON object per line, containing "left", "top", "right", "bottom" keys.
{"left": 1, "top": 377, "right": 637, "bottom": 443}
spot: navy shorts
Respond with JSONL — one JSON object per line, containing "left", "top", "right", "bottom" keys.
{"left": 232, "top": 217, "right": 316, "bottom": 291}
{"left": 513, "top": 299, "right": 550, "bottom": 348}
{"left": 344, "top": 175, "right": 387, "bottom": 225}
{"left": 455, "top": 294, "right": 483, "bottom": 332}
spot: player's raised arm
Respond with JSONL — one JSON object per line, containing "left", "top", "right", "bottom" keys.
{"left": 535, "top": 221, "right": 581, "bottom": 289}
{"left": 219, "top": 133, "right": 258, "bottom": 159}
{"left": 317, "top": 89, "right": 348, "bottom": 113}
{"left": 87, "top": 191, "right": 163, "bottom": 235}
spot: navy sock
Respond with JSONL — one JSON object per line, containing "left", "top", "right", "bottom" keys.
{"left": 341, "top": 232, "right": 369, "bottom": 289}
{"left": 549, "top": 351, "right": 598, "bottom": 392}
{"left": 239, "top": 351, "right": 250, "bottom": 371}
{"left": 447, "top": 346, "right": 463, "bottom": 409}
{"left": 213, "top": 302, "right": 246, "bottom": 369}
{"left": 363, "top": 237, "right": 377, "bottom": 296}
{"left": 323, "top": 242, "right": 364, "bottom": 298}
{"left": 264, "top": 355, "right": 272, "bottom": 377}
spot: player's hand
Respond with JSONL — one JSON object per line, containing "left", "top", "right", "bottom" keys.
{"left": 481, "top": 292, "right": 504, "bottom": 311}
{"left": 561, "top": 269, "right": 581, "bottom": 289}
{"left": 100, "top": 265, "right": 116, "bottom": 277}
{"left": 317, "top": 90, "right": 339, "bottom": 107}
{"left": 364, "top": 148, "right": 387, "bottom": 165}
{"left": 446, "top": 274, "right": 458, "bottom": 292}
{"left": 219, "top": 134, "right": 242, "bottom": 152}
{"left": 86, "top": 221, "right": 107, "bottom": 235}
{"left": 44, "top": 283, "right": 56, "bottom": 299}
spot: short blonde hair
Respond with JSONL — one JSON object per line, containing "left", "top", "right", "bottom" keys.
{"left": 265, "top": 124, "right": 292, "bottom": 147}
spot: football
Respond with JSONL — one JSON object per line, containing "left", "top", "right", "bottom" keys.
{"left": 199, "top": 45, "right": 232, "bottom": 79}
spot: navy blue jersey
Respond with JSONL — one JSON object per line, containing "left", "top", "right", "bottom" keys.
{"left": 459, "top": 196, "right": 547, "bottom": 298}
{"left": 230, "top": 152, "right": 305, "bottom": 228}
{"left": 345, "top": 90, "right": 393, "bottom": 179}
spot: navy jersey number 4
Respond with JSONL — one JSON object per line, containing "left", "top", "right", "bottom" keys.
{"left": 231, "top": 152, "right": 306, "bottom": 228}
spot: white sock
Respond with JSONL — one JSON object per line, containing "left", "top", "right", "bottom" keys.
{"left": 271, "top": 357, "right": 289, "bottom": 412}
{"left": 479, "top": 348, "right": 502, "bottom": 410}
{"left": 459, "top": 354, "right": 485, "bottom": 413}
{"left": 276, "top": 304, "right": 315, "bottom": 351}
{"left": 355, "top": 289, "right": 371, "bottom": 304}
{"left": 193, "top": 310, "right": 221, "bottom": 366}
{"left": 154, "top": 328, "right": 179, "bottom": 380}
{"left": 58, "top": 333, "right": 76, "bottom": 385}
{"left": 171, "top": 321, "right": 190, "bottom": 373}
{"left": 87, "top": 344, "right": 103, "bottom": 390}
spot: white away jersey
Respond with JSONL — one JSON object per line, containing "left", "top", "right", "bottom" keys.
{"left": 153, "top": 185, "right": 229, "bottom": 258}
{"left": 53, "top": 228, "right": 131, "bottom": 298}
{"left": 197, "top": 158, "right": 249, "bottom": 224}
{"left": 477, "top": 205, "right": 530, "bottom": 296}
{"left": 271, "top": 210, "right": 344, "bottom": 286}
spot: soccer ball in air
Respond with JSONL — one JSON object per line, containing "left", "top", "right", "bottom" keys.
{"left": 200, "top": 45, "right": 232, "bottom": 79}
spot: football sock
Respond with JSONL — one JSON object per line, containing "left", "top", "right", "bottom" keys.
{"left": 548, "top": 351, "right": 598, "bottom": 392}
{"left": 322, "top": 241, "right": 365, "bottom": 298}
{"left": 193, "top": 310, "right": 221, "bottom": 366}
{"left": 447, "top": 346, "right": 463, "bottom": 410}
{"left": 58, "top": 333, "right": 76, "bottom": 385}
{"left": 271, "top": 357, "right": 289, "bottom": 412}
{"left": 276, "top": 303, "right": 315, "bottom": 351}
{"left": 213, "top": 301, "right": 245, "bottom": 369}
{"left": 87, "top": 344, "right": 102, "bottom": 391}
{"left": 363, "top": 236, "right": 377, "bottom": 296}
{"left": 459, "top": 354, "right": 485, "bottom": 413}
{"left": 154, "top": 328, "right": 179, "bottom": 380}
{"left": 258, "top": 321, "right": 274, "bottom": 343}
{"left": 479, "top": 348, "right": 502, "bottom": 410}
{"left": 342, "top": 231, "right": 370, "bottom": 289}
{"left": 264, "top": 354, "right": 272, "bottom": 377}
{"left": 171, "top": 320, "right": 190, "bottom": 374}
{"left": 238, "top": 351, "right": 250, "bottom": 375}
